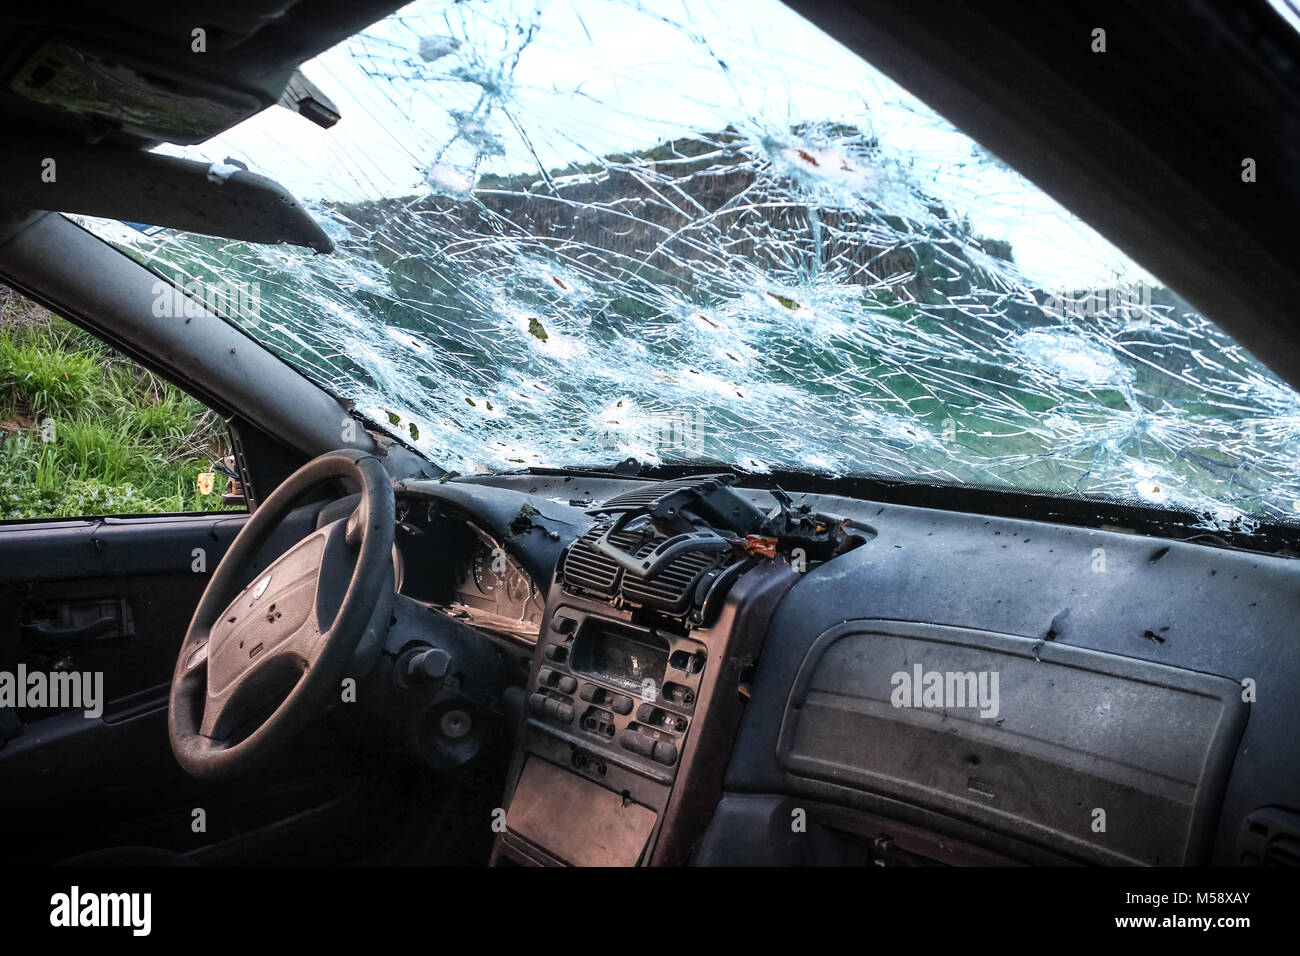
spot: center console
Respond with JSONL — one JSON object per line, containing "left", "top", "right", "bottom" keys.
{"left": 490, "top": 476, "right": 859, "bottom": 866}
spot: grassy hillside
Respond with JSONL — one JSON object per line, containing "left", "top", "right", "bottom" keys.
{"left": 0, "top": 286, "right": 237, "bottom": 519}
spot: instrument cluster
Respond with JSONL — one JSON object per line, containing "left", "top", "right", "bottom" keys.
{"left": 393, "top": 496, "right": 545, "bottom": 644}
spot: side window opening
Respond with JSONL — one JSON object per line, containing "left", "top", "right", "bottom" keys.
{"left": 0, "top": 281, "right": 246, "bottom": 519}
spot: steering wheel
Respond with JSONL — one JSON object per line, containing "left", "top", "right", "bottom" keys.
{"left": 169, "top": 448, "right": 395, "bottom": 781}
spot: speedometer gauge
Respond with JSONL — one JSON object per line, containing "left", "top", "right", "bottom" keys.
{"left": 450, "top": 522, "right": 545, "bottom": 644}
{"left": 471, "top": 546, "right": 504, "bottom": 595}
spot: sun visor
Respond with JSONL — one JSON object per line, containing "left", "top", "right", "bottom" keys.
{"left": 0, "top": 132, "right": 333, "bottom": 252}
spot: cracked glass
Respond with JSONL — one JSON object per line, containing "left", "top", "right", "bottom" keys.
{"left": 80, "top": 0, "right": 1300, "bottom": 531}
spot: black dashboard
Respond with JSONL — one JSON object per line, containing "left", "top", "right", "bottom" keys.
{"left": 370, "top": 471, "right": 1300, "bottom": 867}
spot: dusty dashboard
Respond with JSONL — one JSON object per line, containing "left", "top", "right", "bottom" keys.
{"left": 424, "top": 469, "right": 1300, "bottom": 868}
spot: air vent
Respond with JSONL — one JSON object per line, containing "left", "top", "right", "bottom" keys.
{"left": 1265, "top": 835, "right": 1300, "bottom": 866}
{"left": 560, "top": 521, "right": 739, "bottom": 616}
{"left": 1236, "top": 808, "right": 1300, "bottom": 866}
{"left": 621, "top": 549, "right": 719, "bottom": 611}
{"left": 560, "top": 527, "right": 637, "bottom": 597}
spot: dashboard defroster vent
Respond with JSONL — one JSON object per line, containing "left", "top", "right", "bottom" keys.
{"left": 560, "top": 527, "right": 642, "bottom": 597}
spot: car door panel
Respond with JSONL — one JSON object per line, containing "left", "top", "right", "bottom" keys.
{"left": 0, "top": 501, "right": 342, "bottom": 862}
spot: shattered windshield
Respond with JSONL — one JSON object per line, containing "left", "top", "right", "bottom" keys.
{"left": 81, "top": 0, "right": 1300, "bottom": 530}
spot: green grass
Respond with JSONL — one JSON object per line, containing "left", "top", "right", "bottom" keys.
{"left": 0, "top": 288, "right": 241, "bottom": 519}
